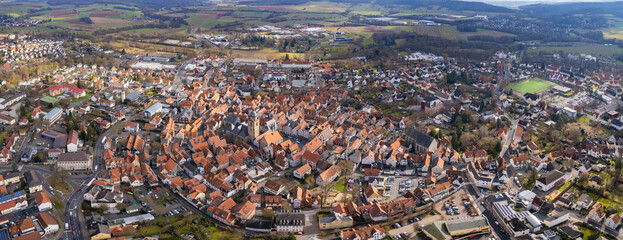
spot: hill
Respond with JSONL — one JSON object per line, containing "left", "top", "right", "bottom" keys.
{"left": 239, "top": 0, "right": 514, "bottom": 13}
{"left": 520, "top": 1, "right": 623, "bottom": 18}
{"left": 46, "top": 0, "right": 199, "bottom": 8}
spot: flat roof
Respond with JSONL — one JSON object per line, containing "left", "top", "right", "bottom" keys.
{"left": 422, "top": 221, "right": 451, "bottom": 240}
{"left": 43, "top": 107, "right": 62, "bottom": 120}
{"left": 446, "top": 216, "right": 488, "bottom": 234}
{"left": 41, "top": 130, "right": 66, "bottom": 140}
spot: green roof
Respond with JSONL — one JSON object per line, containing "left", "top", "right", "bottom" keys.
{"left": 40, "top": 96, "right": 60, "bottom": 104}
{"left": 422, "top": 221, "right": 451, "bottom": 240}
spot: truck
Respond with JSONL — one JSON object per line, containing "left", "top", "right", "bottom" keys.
{"left": 65, "top": 223, "right": 69, "bottom": 230}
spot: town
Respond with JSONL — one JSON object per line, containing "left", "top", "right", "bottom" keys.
{"left": 0, "top": 0, "right": 623, "bottom": 240}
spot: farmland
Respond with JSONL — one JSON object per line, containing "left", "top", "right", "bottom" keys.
{"left": 385, "top": 24, "right": 515, "bottom": 40}
{"left": 511, "top": 79, "right": 554, "bottom": 94}
{"left": 526, "top": 45, "right": 623, "bottom": 58}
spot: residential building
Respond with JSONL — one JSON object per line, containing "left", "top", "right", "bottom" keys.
{"left": 316, "top": 165, "right": 340, "bottom": 185}
{"left": 34, "top": 192, "right": 52, "bottom": 211}
{"left": 36, "top": 212, "right": 59, "bottom": 236}
{"left": 24, "top": 171, "right": 43, "bottom": 193}
{"left": 535, "top": 170, "right": 565, "bottom": 192}
{"left": 56, "top": 151, "right": 92, "bottom": 171}
{"left": 319, "top": 212, "right": 354, "bottom": 230}
{"left": 340, "top": 225, "right": 386, "bottom": 240}
{"left": 275, "top": 214, "right": 305, "bottom": 233}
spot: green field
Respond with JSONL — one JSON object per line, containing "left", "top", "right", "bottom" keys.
{"left": 526, "top": 45, "right": 623, "bottom": 57}
{"left": 511, "top": 79, "right": 554, "bottom": 94}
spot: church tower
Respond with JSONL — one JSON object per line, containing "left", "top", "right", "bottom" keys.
{"left": 248, "top": 110, "right": 260, "bottom": 140}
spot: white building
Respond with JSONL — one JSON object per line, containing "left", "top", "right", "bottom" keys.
{"left": 143, "top": 102, "right": 163, "bottom": 118}
{"left": 535, "top": 170, "right": 565, "bottom": 192}
{"left": 275, "top": 214, "right": 305, "bottom": 234}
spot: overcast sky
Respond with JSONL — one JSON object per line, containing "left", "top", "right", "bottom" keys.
{"left": 473, "top": 0, "right": 620, "bottom": 7}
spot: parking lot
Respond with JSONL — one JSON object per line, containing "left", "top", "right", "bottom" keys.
{"left": 384, "top": 176, "right": 424, "bottom": 201}
{"left": 127, "top": 185, "right": 189, "bottom": 217}
{"left": 435, "top": 189, "right": 478, "bottom": 219}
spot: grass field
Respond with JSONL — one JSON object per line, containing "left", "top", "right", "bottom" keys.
{"left": 526, "top": 45, "right": 623, "bottom": 57}
{"left": 333, "top": 179, "right": 346, "bottom": 191}
{"left": 230, "top": 48, "right": 304, "bottom": 60}
{"left": 511, "top": 79, "right": 554, "bottom": 94}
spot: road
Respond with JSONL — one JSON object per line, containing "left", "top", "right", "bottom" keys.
{"left": 62, "top": 123, "right": 121, "bottom": 240}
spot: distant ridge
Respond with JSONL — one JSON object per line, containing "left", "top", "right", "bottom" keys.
{"left": 519, "top": 1, "right": 623, "bottom": 17}
{"left": 239, "top": 0, "right": 514, "bottom": 13}
{"left": 46, "top": 0, "right": 199, "bottom": 8}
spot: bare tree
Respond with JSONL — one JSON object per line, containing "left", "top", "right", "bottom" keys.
{"left": 52, "top": 165, "right": 69, "bottom": 182}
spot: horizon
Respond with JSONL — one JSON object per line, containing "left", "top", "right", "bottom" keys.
{"left": 468, "top": 0, "right": 621, "bottom": 7}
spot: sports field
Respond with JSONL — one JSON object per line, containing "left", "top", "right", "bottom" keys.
{"left": 510, "top": 79, "right": 554, "bottom": 94}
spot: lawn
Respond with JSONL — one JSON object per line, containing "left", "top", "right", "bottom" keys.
{"left": 51, "top": 196, "right": 65, "bottom": 209}
{"left": 72, "top": 93, "right": 93, "bottom": 102}
{"left": 577, "top": 115, "right": 590, "bottom": 125}
{"left": 46, "top": 176, "right": 73, "bottom": 194}
{"left": 333, "top": 179, "right": 346, "bottom": 191}
{"left": 510, "top": 79, "right": 554, "bottom": 94}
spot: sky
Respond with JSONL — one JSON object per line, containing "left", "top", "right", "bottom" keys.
{"left": 473, "top": 0, "right": 620, "bottom": 7}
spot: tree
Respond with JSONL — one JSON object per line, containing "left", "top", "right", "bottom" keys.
{"left": 338, "top": 160, "right": 354, "bottom": 177}
{"left": 11, "top": 162, "right": 18, "bottom": 172}
{"left": 578, "top": 172, "right": 590, "bottom": 183}
{"left": 494, "top": 141, "right": 502, "bottom": 156}
{"left": 33, "top": 152, "right": 44, "bottom": 163}
{"left": 52, "top": 165, "right": 70, "bottom": 182}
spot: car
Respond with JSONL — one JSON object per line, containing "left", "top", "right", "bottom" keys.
{"left": 152, "top": 195, "right": 155, "bottom": 199}
{"left": 174, "top": 199, "right": 179, "bottom": 203}
{"left": 155, "top": 187, "right": 158, "bottom": 190}
{"left": 72, "top": 226, "right": 75, "bottom": 230}
{"left": 181, "top": 206, "right": 187, "bottom": 211}
{"left": 163, "top": 203, "right": 166, "bottom": 206}
{"left": 77, "top": 188, "right": 81, "bottom": 192}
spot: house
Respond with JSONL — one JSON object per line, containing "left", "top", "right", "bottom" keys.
{"left": 340, "top": 224, "right": 386, "bottom": 240}
{"left": 588, "top": 203, "right": 605, "bottom": 222}
{"left": 363, "top": 184, "right": 382, "bottom": 202}
{"left": 34, "top": 192, "right": 52, "bottom": 211}
{"left": 67, "top": 130, "right": 78, "bottom": 152}
{"left": 24, "top": 171, "right": 43, "bottom": 193}
{"left": 91, "top": 223, "right": 112, "bottom": 240}
{"left": 316, "top": 165, "right": 340, "bottom": 186}
{"left": 265, "top": 195, "right": 283, "bottom": 209}
{"left": 535, "top": 170, "right": 565, "bottom": 192}
{"left": 124, "top": 121, "right": 140, "bottom": 132}
{"left": 233, "top": 200, "right": 256, "bottom": 223}
{"left": 12, "top": 232, "right": 41, "bottom": 240}
{"left": 0, "top": 198, "right": 27, "bottom": 215}
{"left": 264, "top": 180, "right": 285, "bottom": 195}
{"left": 558, "top": 225, "right": 583, "bottom": 239}
{"left": 36, "top": 212, "right": 59, "bottom": 236}
{"left": 319, "top": 212, "right": 354, "bottom": 230}
{"left": 574, "top": 194, "right": 593, "bottom": 211}
{"left": 19, "top": 217, "right": 35, "bottom": 234}
{"left": 275, "top": 214, "right": 305, "bottom": 233}
{"left": 294, "top": 164, "right": 312, "bottom": 179}
{"left": 605, "top": 213, "right": 622, "bottom": 230}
